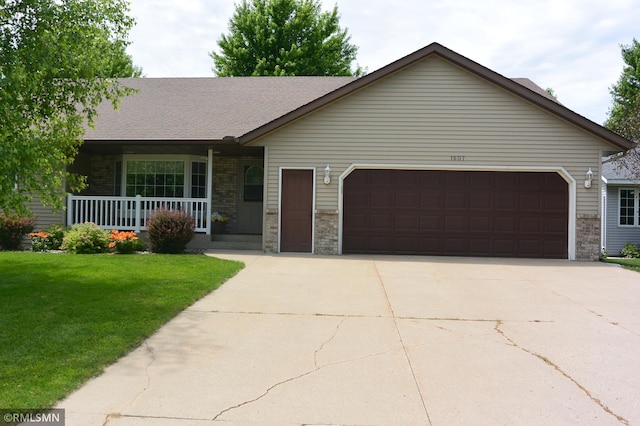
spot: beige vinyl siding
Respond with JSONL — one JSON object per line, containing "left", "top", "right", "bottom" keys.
{"left": 253, "top": 56, "right": 611, "bottom": 215}
{"left": 27, "top": 195, "right": 65, "bottom": 230}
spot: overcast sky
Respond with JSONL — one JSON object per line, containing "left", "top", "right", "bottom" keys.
{"left": 127, "top": 0, "right": 640, "bottom": 125}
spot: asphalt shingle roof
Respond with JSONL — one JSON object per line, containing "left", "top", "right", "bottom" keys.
{"left": 603, "top": 147, "right": 640, "bottom": 180}
{"left": 84, "top": 77, "right": 356, "bottom": 141}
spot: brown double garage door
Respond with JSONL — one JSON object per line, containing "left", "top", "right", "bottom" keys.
{"left": 343, "top": 169, "right": 568, "bottom": 259}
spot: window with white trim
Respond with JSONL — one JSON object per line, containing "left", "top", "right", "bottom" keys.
{"left": 619, "top": 188, "right": 637, "bottom": 226}
{"left": 119, "top": 157, "right": 208, "bottom": 198}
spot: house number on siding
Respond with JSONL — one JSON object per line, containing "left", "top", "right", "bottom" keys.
{"left": 450, "top": 155, "right": 465, "bottom": 161}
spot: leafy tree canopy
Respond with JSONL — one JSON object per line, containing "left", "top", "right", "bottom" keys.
{"left": 0, "top": 0, "right": 141, "bottom": 215}
{"left": 605, "top": 39, "right": 640, "bottom": 142}
{"left": 211, "top": 0, "right": 363, "bottom": 77}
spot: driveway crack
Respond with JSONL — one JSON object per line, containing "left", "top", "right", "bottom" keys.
{"left": 494, "top": 320, "right": 629, "bottom": 425}
{"left": 314, "top": 317, "right": 347, "bottom": 368}
{"left": 211, "top": 337, "right": 404, "bottom": 421}
{"left": 372, "top": 258, "right": 432, "bottom": 425}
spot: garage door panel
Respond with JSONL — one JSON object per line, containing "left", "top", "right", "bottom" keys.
{"left": 344, "top": 213, "right": 367, "bottom": 229}
{"left": 419, "top": 237, "right": 440, "bottom": 253}
{"left": 420, "top": 215, "right": 442, "bottom": 230}
{"left": 545, "top": 194, "right": 568, "bottom": 210}
{"left": 443, "top": 237, "right": 467, "bottom": 254}
{"left": 421, "top": 194, "right": 444, "bottom": 209}
{"left": 445, "top": 216, "right": 466, "bottom": 231}
{"left": 494, "top": 239, "right": 516, "bottom": 256}
{"left": 395, "top": 236, "right": 418, "bottom": 252}
{"left": 445, "top": 193, "right": 466, "bottom": 209}
{"left": 370, "top": 214, "right": 392, "bottom": 229}
{"left": 520, "top": 194, "right": 542, "bottom": 210}
{"left": 520, "top": 217, "right": 542, "bottom": 233}
{"left": 469, "top": 238, "right": 491, "bottom": 255}
{"left": 445, "top": 172, "right": 466, "bottom": 186}
{"left": 371, "top": 192, "right": 393, "bottom": 208}
{"left": 495, "top": 194, "right": 517, "bottom": 210}
{"left": 470, "top": 216, "right": 491, "bottom": 232}
{"left": 396, "top": 215, "right": 418, "bottom": 230}
{"left": 396, "top": 170, "right": 420, "bottom": 186}
{"left": 495, "top": 217, "right": 516, "bottom": 232}
{"left": 396, "top": 193, "right": 419, "bottom": 208}
{"left": 496, "top": 173, "right": 518, "bottom": 189}
{"left": 343, "top": 170, "right": 568, "bottom": 258}
{"left": 370, "top": 170, "right": 393, "bottom": 186}
{"left": 370, "top": 236, "right": 393, "bottom": 251}
{"left": 519, "top": 239, "right": 543, "bottom": 256}
{"left": 344, "top": 192, "right": 368, "bottom": 208}
{"left": 544, "top": 217, "right": 567, "bottom": 233}
{"left": 470, "top": 194, "right": 492, "bottom": 209}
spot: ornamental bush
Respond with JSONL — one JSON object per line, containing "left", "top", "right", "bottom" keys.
{"left": 0, "top": 213, "right": 35, "bottom": 250}
{"left": 621, "top": 242, "right": 640, "bottom": 258}
{"left": 146, "top": 208, "right": 195, "bottom": 253}
{"left": 29, "top": 224, "right": 66, "bottom": 252}
{"left": 61, "top": 222, "right": 110, "bottom": 254}
{"left": 108, "top": 230, "right": 145, "bottom": 254}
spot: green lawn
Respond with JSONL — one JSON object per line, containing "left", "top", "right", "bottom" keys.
{"left": 0, "top": 252, "right": 243, "bottom": 409}
{"left": 603, "top": 257, "right": 640, "bottom": 272}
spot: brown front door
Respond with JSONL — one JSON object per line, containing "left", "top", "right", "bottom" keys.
{"left": 281, "top": 169, "right": 313, "bottom": 252}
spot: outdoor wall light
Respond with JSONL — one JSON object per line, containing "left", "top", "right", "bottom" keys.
{"left": 324, "top": 165, "right": 331, "bottom": 184}
{"left": 585, "top": 168, "right": 593, "bottom": 189}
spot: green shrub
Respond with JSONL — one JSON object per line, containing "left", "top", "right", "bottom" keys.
{"left": 108, "top": 230, "right": 145, "bottom": 254}
{"left": 29, "top": 224, "right": 66, "bottom": 252}
{"left": 146, "top": 208, "right": 195, "bottom": 254}
{"left": 0, "top": 213, "right": 35, "bottom": 250}
{"left": 45, "top": 224, "right": 66, "bottom": 250}
{"left": 621, "top": 242, "right": 640, "bottom": 258}
{"left": 61, "top": 222, "right": 110, "bottom": 254}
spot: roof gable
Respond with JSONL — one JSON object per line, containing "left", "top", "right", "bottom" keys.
{"left": 237, "top": 42, "right": 634, "bottom": 151}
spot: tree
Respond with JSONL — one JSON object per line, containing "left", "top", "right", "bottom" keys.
{"left": 211, "top": 0, "right": 362, "bottom": 77}
{"left": 0, "top": 0, "right": 140, "bottom": 215}
{"left": 605, "top": 39, "right": 640, "bottom": 142}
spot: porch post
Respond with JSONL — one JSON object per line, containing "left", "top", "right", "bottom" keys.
{"left": 206, "top": 148, "right": 213, "bottom": 235}
{"left": 135, "top": 194, "right": 142, "bottom": 233}
{"left": 66, "top": 194, "right": 73, "bottom": 227}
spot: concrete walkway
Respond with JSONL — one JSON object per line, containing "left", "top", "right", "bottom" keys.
{"left": 59, "top": 252, "right": 640, "bottom": 425}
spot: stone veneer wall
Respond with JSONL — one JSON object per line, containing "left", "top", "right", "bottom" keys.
{"left": 212, "top": 157, "right": 238, "bottom": 233}
{"left": 576, "top": 214, "right": 601, "bottom": 261}
{"left": 264, "top": 209, "right": 279, "bottom": 253}
{"left": 86, "top": 155, "right": 116, "bottom": 196}
{"left": 315, "top": 210, "right": 339, "bottom": 255}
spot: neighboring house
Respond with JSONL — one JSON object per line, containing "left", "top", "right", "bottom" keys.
{"left": 602, "top": 148, "right": 640, "bottom": 255}
{"left": 32, "top": 42, "right": 634, "bottom": 260}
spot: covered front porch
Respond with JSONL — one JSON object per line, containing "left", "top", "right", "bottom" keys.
{"left": 67, "top": 142, "right": 264, "bottom": 248}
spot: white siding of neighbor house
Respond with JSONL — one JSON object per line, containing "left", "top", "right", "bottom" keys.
{"left": 251, "top": 56, "right": 615, "bottom": 216}
{"left": 604, "top": 185, "right": 640, "bottom": 255}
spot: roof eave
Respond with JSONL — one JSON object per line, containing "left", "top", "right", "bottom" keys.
{"left": 605, "top": 179, "right": 640, "bottom": 185}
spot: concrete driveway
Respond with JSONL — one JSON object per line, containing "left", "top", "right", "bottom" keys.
{"left": 59, "top": 253, "right": 640, "bottom": 425}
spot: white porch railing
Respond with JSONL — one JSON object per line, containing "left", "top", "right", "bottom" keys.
{"left": 66, "top": 195, "right": 210, "bottom": 233}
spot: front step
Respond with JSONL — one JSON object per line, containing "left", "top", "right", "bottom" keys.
{"left": 188, "top": 233, "right": 262, "bottom": 250}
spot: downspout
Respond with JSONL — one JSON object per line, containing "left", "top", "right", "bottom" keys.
{"left": 206, "top": 148, "right": 213, "bottom": 236}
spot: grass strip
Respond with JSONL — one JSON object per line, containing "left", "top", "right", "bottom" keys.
{"left": 0, "top": 252, "right": 243, "bottom": 409}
